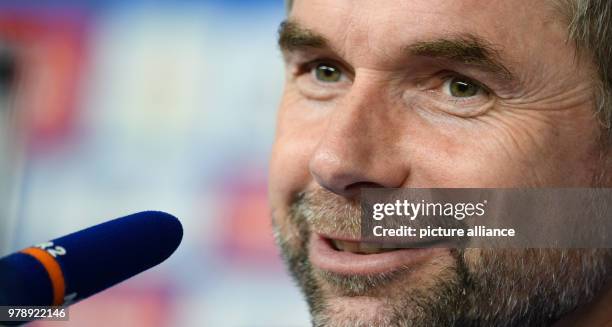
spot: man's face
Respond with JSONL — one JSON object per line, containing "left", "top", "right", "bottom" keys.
{"left": 270, "top": 0, "right": 611, "bottom": 326}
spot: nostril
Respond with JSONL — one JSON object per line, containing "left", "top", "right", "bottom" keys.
{"left": 347, "top": 181, "right": 384, "bottom": 189}
{"left": 343, "top": 181, "right": 384, "bottom": 198}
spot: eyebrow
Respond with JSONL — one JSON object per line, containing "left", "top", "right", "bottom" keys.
{"left": 278, "top": 19, "right": 328, "bottom": 51}
{"left": 406, "top": 35, "right": 513, "bottom": 80}
{"left": 278, "top": 20, "right": 514, "bottom": 80}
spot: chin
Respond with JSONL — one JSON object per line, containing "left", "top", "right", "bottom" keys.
{"left": 312, "top": 296, "right": 394, "bottom": 327}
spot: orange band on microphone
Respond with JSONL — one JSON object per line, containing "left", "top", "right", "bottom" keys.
{"left": 21, "top": 247, "right": 66, "bottom": 306}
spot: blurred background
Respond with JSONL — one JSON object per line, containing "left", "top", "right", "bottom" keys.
{"left": 0, "top": 0, "right": 310, "bottom": 326}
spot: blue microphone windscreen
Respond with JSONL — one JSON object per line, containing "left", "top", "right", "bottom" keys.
{"left": 0, "top": 253, "right": 53, "bottom": 306}
{"left": 0, "top": 211, "right": 183, "bottom": 306}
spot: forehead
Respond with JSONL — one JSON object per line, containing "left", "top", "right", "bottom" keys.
{"left": 290, "top": 0, "right": 567, "bottom": 67}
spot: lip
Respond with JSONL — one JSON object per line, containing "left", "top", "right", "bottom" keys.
{"left": 308, "top": 233, "right": 442, "bottom": 276}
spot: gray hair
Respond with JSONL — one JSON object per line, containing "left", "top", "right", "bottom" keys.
{"left": 284, "top": 0, "right": 612, "bottom": 134}
{"left": 562, "top": 0, "right": 612, "bottom": 135}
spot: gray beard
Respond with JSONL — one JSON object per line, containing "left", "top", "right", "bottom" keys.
{"left": 273, "top": 190, "right": 612, "bottom": 327}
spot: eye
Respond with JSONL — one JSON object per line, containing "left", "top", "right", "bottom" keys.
{"left": 405, "top": 73, "right": 494, "bottom": 118}
{"left": 313, "top": 63, "right": 343, "bottom": 83}
{"left": 292, "top": 59, "right": 350, "bottom": 100}
{"left": 443, "top": 77, "right": 484, "bottom": 98}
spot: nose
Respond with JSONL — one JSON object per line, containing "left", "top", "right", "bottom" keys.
{"left": 309, "top": 79, "right": 409, "bottom": 198}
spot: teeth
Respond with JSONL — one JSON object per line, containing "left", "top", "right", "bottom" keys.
{"left": 359, "top": 242, "right": 385, "bottom": 254}
{"left": 331, "top": 240, "right": 395, "bottom": 254}
{"left": 332, "top": 240, "right": 361, "bottom": 252}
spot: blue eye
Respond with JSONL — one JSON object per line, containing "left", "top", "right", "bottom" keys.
{"left": 314, "top": 63, "right": 342, "bottom": 82}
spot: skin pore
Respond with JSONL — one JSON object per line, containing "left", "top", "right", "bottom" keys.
{"left": 269, "top": 0, "right": 612, "bottom": 326}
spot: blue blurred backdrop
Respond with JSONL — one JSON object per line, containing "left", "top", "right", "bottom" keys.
{"left": 0, "top": 0, "right": 309, "bottom": 326}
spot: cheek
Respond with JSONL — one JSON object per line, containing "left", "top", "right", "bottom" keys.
{"left": 475, "top": 108, "right": 601, "bottom": 185}
{"left": 403, "top": 109, "right": 592, "bottom": 187}
{"left": 269, "top": 95, "right": 323, "bottom": 215}
{"left": 396, "top": 121, "right": 528, "bottom": 187}
{"left": 269, "top": 137, "right": 314, "bottom": 208}
{"left": 407, "top": 146, "right": 529, "bottom": 188}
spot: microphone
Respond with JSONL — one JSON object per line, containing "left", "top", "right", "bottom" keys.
{"left": 0, "top": 211, "right": 183, "bottom": 307}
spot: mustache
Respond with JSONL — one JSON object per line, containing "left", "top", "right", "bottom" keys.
{"left": 292, "top": 188, "right": 362, "bottom": 238}
{"left": 292, "top": 188, "right": 467, "bottom": 246}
